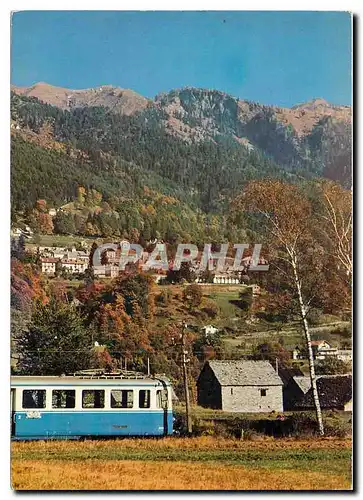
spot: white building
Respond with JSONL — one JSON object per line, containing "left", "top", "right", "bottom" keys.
{"left": 336, "top": 350, "right": 352, "bottom": 362}
{"left": 93, "top": 265, "right": 119, "bottom": 278}
{"left": 41, "top": 258, "right": 58, "bottom": 275}
{"left": 61, "top": 260, "right": 88, "bottom": 274}
{"left": 202, "top": 325, "right": 219, "bottom": 336}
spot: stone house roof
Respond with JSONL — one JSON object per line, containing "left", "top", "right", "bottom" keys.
{"left": 206, "top": 360, "right": 283, "bottom": 387}
{"left": 293, "top": 376, "right": 313, "bottom": 394}
{"left": 277, "top": 367, "right": 304, "bottom": 386}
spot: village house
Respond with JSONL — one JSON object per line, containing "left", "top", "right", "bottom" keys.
{"left": 293, "top": 341, "right": 352, "bottom": 362}
{"left": 197, "top": 360, "right": 283, "bottom": 413}
{"left": 310, "top": 340, "right": 332, "bottom": 357}
{"left": 61, "top": 260, "right": 88, "bottom": 274}
{"left": 93, "top": 264, "right": 120, "bottom": 278}
{"left": 23, "top": 225, "right": 33, "bottom": 237}
{"left": 282, "top": 372, "right": 352, "bottom": 411}
{"left": 10, "top": 227, "right": 23, "bottom": 237}
{"left": 40, "top": 257, "right": 58, "bottom": 275}
{"left": 293, "top": 375, "right": 352, "bottom": 412}
{"left": 37, "top": 246, "right": 66, "bottom": 259}
{"left": 76, "top": 250, "right": 90, "bottom": 263}
{"left": 201, "top": 325, "right": 219, "bottom": 337}
{"left": 63, "top": 248, "right": 79, "bottom": 262}
{"left": 105, "top": 248, "right": 118, "bottom": 263}
{"left": 293, "top": 341, "right": 333, "bottom": 360}
{"left": 292, "top": 346, "right": 304, "bottom": 360}
{"left": 52, "top": 248, "right": 67, "bottom": 259}
{"left": 336, "top": 349, "right": 353, "bottom": 362}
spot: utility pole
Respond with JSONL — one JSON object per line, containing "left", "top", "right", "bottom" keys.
{"left": 181, "top": 322, "right": 192, "bottom": 434}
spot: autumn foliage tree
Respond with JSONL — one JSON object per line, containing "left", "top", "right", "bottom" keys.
{"left": 76, "top": 272, "right": 155, "bottom": 369}
{"left": 183, "top": 284, "right": 203, "bottom": 310}
{"left": 316, "top": 181, "right": 352, "bottom": 280}
{"left": 233, "top": 180, "right": 326, "bottom": 435}
{"left": 28, "top": 199, "right": 54, "bottom": 234}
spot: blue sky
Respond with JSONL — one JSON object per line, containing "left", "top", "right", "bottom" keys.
{"left": 11, "top": 11, "right": 352, "bottom": 107}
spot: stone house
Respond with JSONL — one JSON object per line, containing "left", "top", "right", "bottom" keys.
{"left": 197, "top": 360, "right": 283, "bottom": 413}
{"left": 292, "top": 375, "right": 352, "bottom": 412}
{"left": 282, "top": 373, "right": 352, "bottom": 411}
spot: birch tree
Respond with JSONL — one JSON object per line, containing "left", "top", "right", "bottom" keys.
{"left": 317, "top": 181, "right": 352, "bottom": 280}
{"left": 233, "top": 180, "right": 325, "bottom": 435}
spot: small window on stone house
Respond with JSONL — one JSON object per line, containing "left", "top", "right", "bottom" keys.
{"left": 260, "top": 389, "right": 267, "bottom": 397}
{"left": 230, "top": 388, "right": 234, "bottom": 395}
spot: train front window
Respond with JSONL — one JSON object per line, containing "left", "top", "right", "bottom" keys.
{"left": 111, "top": 390, "right": 133, "bottom": 408}
{"left": 139, "top": 390, "right": 150, "bottom": 408}
{"left": 156, "top": 389, "right": 168, "bottom": 409}
{"left": 82, "top": 390, "right": 105, "bottom": 408}
{"left": 52, "top": 390, "right": 76, "bottom": 408}
{"left": 22, "top": 390, "right": 46, "bottom": 409}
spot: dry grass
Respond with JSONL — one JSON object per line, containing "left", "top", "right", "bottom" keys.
{"left": 11, "top": 437, "right": 352, "bottom": 491}
{"left": 12, "top": 435, "right": 352, "bottom": 454}
{"left": 12, "top": 459, "right": 351, "bottom": 491}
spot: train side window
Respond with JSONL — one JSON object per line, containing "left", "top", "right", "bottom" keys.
{"left": 52, "top": 390, "right": 76, "bottom": 408}
{"left": 111, "top": 390, "right": 133, "bottom": 408}
{"left": 82, "top": 390, "right": 105, "bottom": 408}
{"left": 22, "top": 390, "right": 46, "bottom": 409}
{"left": 139, "top": 390, "right": 150, "bottom": 408}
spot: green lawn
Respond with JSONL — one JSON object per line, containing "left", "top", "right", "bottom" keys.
{"left": 26, "top": 234, "right": 97, "bottom": 248}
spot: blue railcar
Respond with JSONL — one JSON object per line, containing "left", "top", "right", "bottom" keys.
{"left": 11, "top": 373, "right": 174, "bottom": 439}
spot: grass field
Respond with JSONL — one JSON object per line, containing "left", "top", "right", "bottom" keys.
{"left": 11, "top": 437, "right": 352, "bottom": 490}
{"left": 26, "top": 234, "right": 97, "bottom": 248}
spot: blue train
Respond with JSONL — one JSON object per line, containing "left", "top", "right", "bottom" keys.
{"left": 11, "top": 372, "right": 174, "bottom": 440}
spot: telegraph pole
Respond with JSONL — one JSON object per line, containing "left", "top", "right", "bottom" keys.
{"left": 181, "top": 322, "right": 192, "bottom": 434}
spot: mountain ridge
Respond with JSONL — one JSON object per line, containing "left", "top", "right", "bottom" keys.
{"left": 11, "top": 83, "right": 352, "bottom": 189}
{"left": 11, "top": 82, "right": 150, "bottom": 116}
{"left": 11, "top": 81, "right": 351, "bottom": 138}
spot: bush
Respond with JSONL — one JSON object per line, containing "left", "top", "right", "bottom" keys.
{"left": 201, "top": 299, "right": 219, "bottom": 318}
{"left": 156, "top": 288, "right": 172, "bottom": 306}
{"left": 316, "top": 357, "right": 351, "bottom": 375}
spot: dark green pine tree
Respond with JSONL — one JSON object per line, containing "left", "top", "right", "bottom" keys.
{"left": 15, "top": 299, "right": 93, "bottom": 375}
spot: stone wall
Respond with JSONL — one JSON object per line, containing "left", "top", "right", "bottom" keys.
{"left": 197, "top": 364, "right": 222, "bottom": 409}
{"left": 221, "top": 385, "right": 283, "bottom": 413}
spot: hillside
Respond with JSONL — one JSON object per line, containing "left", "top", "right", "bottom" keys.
{"left": 11, "top": 83, "right": 351, "bottom": 187}
{"left": 11, "top": 91, "right": 301, "bottom": 216}
{"left": 12, "top": 82, "right": 350, "bottom": 136}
